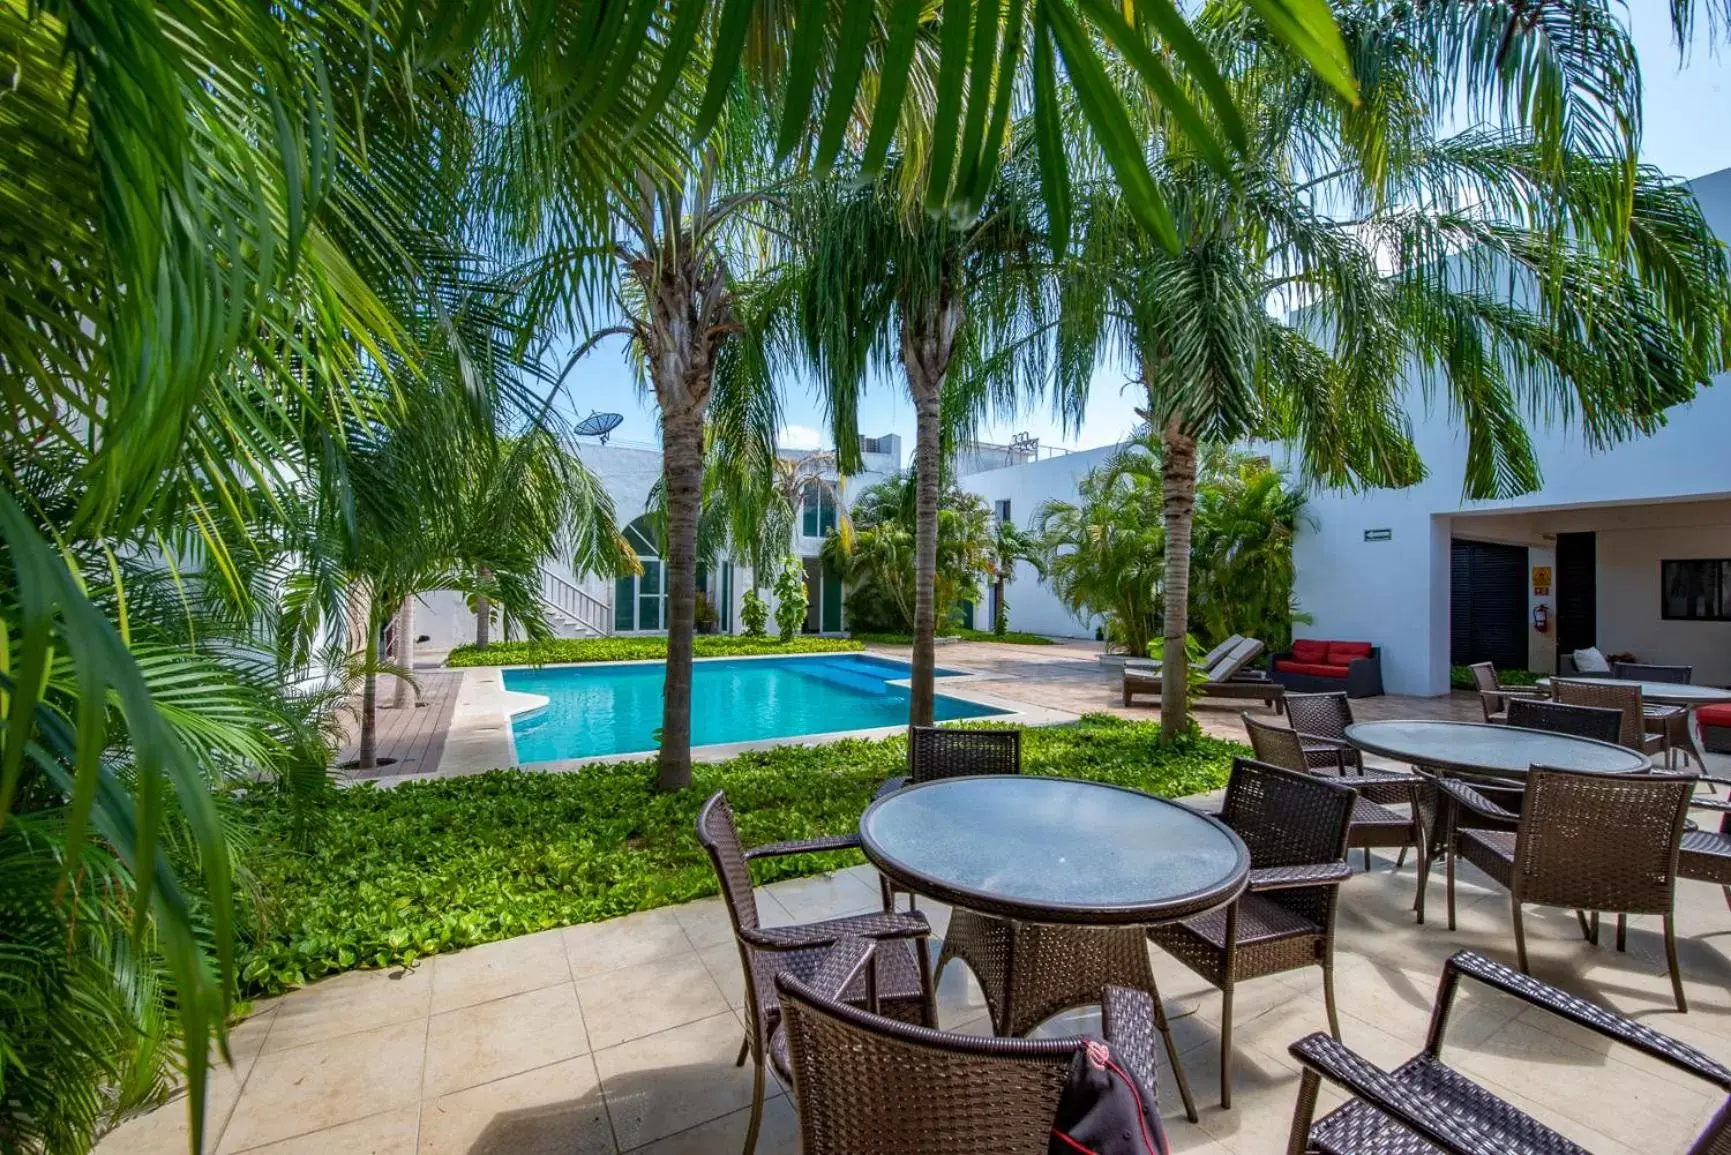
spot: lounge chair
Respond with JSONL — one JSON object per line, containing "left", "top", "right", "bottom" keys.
{"left": 1124, "top": 633, "right": 1242, "bottom": 675}
{"left": 1123, "top": 636, "right": 1284, "bottom": 712}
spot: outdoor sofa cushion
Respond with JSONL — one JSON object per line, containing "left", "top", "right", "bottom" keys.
{"left": 1572, "top": 646, "right": 1612, "bottom": 673}
{"left": 1324, "top": 641, "right": 1373, "bottom": 665}
{"left": 1274, "top": 660, "right": 1351, "bottom": 679}
{"left": 1290, "top": 639, "right": 1328, "bottom": 663}
{"left": 1698, "top": 704, "right": 1731, "bottom": 727}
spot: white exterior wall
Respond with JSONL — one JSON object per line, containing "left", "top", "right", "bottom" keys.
{"left": 1291, "top": 165, "right": 1731, "bottom": 694}
{"left": 1597, "top": 521, "right": 1731, "bottom": 683}
{"left": 958, "top": 443, "right": 1127, "bottom": 638}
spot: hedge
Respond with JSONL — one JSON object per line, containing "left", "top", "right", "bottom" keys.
{"left": 1448, "top": 664, "right": 1540, "bottom": 690}
{"left": 236, "top": 715, "right": 1242, "bottom": 996}
{"left": 849, "top": 629, "right": 1056, "bottom": 646}
{"left": 446, "top": 635, "right": 865, "bottom": 667}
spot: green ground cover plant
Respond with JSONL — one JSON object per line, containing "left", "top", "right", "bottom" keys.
{"left": 850, "top": 629, "right": 1055, "bottom": 646}
{"left": 446, "top": 635, "right": 863, "bottom": 667}
{"left": 1449, "top": 665, "right": 1540, "bottom": 690}
{"left": 236, "top": 716, "right": 1241, "bottom": 996}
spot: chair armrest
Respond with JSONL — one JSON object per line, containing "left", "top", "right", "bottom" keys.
{"left": 1689, "top": 794, "right": 1731, "bottom": 813}
{"left": 1445, "top": 951, "right": 1731, "bottom": 1091}
{"left": 1249, "top": 862, "right": 1353, "bottom": 891}
{"left": 1288, "top": 1033, "right": 1499, "bottom": 1155}
{"left": 1436, "top": 778, "right": 1519, "bottom": 824}
{"left": 1293, "top": 731, "right": 1351, "bottom": 750}
{"left": 1100, "top": 985, "right": 1161, "bottom": 1099}
{"left": 741, "top": 909, "right": 930, "bottom": 951}
{"left": 806, "top": 937, "right": 878, "bottom": 1004}
{"left": 746, "top": 833, "right": 862, "bottom": 860}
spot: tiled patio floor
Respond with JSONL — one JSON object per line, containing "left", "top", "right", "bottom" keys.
{"left": 102, "top": 785, "right": 1731, "bottom": 1154}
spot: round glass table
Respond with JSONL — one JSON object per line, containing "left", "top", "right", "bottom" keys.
{"left": 859, "top": 775, "right": 1250, "bottom": 925}
{"left": 1343, "top": 719, "right": 1650, "bottom": 779}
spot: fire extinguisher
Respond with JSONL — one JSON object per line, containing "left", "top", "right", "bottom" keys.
{"left": 1533, "top": 604, "right": 1549, "bottom": 633}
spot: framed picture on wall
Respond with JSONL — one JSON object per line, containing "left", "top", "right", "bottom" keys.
{"left": 1661, "top": 558, "right": 1731, "bottom": 621}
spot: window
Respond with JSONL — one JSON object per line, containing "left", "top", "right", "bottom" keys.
{"left": 860, "top": 435, "right": 882, "bottom": 455}
{"left": 614, "top": 515, "right": 667, "bottom": 631}
{"left": 802, "top": 484, "right": 837, "bottom": 536}
{"left": 994, "top": 498, "right": 1012, "bottom": 524}
{"left": 1661, "top": 558, "right": 1731, "bottom": 621}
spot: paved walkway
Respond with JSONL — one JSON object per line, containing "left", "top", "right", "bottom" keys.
{"left": 334, "top": 668, "right": 460, "bottom": 781}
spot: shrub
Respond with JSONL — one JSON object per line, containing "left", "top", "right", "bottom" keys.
{"left": 235, "top": 716, "right": 1242, "bottom": 995}
{"left": 1448, "top": 664, "right": 1540, "bottom": 690}
{"left": 740, "top": 588, "right": 769, "bottom": 637}
{"left": 849, "top": 629, "right": 1055, "bottom": 646}
{"left": 447, "top": 635, "right": 862, "bottom": 667}
{"left": 773, "top": 558, "right": 808, "bottom": 641}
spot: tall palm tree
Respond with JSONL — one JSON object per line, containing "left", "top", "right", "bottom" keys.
{"left": 1056, "top": 1, "right": 1731, "bottom": 739}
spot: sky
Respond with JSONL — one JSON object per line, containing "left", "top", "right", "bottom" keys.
{"left": 543, "top": 8, "right": 1731, "bottom": 459}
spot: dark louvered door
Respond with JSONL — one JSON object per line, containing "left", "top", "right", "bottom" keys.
{"left": 1450, "top": 539, "right": 1529, "bottom": 669}
{"left": 1555, "top": 532, "right": 1596, "bottom": 658}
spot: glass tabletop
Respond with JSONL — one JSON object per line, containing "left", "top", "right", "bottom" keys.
{"left": 1534, "top": 678, "right": 1731, "bottom": 705}
{"left": 858, "top": 776, "right": 1249, "bottom": 925}
{"left": 1343, "top": 719, "right": 1650, "bottom": 776}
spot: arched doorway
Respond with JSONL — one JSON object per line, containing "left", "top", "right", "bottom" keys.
{"left": 613, "top": 515, "right": 665, "bottom": 632}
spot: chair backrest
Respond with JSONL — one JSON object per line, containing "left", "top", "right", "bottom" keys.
{"left": 1242, "top": 711, "right": 1309, "bottom": 773}
{"left": 1551, "top": 680, "right": 1647, "bottom": 749}
{"left": 1284, "top": 692, "right": 1353, "bottom": 743}
{"left": 1505, "top": 697, "right": 1622, "bottom": 745}
{"left": 696, "top": 791, "right": 761, "bottom": 933}
{"left": 1199, "top": 634, "right": 1243, "bottom": 668}
{"left": 776, "top": 968, "right": 1084, "bottom": 1154}
{"left": 1208, "top": 637, "right": 1265, "bottom": 682}
{"left": 1514, "top": 767, "right": 1694, "bottom": 913}
{"left": 1222, "top": 758, "right": 1356, "bottom": 930}
{"left": 1467, "top": 661, "right": 1501, "bottom": 693}
{"left": 908, "top": 726, "right": 1020, "bottom": 783}
{"left": 1614, "top": 661, "right": 1693, "bottom": 684}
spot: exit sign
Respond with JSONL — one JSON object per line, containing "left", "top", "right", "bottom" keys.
{"left": 1364, "top": 528, "right": 1393, "bottom": 542}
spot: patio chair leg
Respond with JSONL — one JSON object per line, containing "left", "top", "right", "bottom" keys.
{"left": 1145, "top": 973, "right": 1200, "bottom": 1123}
{"left": 1575, "top": 909, "right": 1597, "bottom": 944}
{"left": 1394, "top": 845, "right": 1408, "bottom": 871}
{"left": 1322, "top": 964, "right": 1341, "bottom": 1041}
{"left": 1664, "top": 914, "right": 1687, "bottom": 1013}
{"left": 1513, "top": 901, "right": 1530, "bottom": 975}
{"left": 1286, "top": 1069, "right": 1322, "bottom": 1155}
{"left": 1412, "top": 820, "right": 1430, "bottom": 925}
{"left": 1219, "top": 983, "right": 1235, "bottom": 1110}
{"left": 1445, "top": 845, "right": 1457, "bottom": 932}
{"left": 1723, "top": 885, "right": 1730, "bottom": 912}
{"left": 1616, "top": 913, "right": 1627, "bottom": 953}
{"left": 735, "top": 1035, "right": 750, "bottom": 1066}
{"left": 742, "top": 1057, "right": 765, "bottom": 1155}
{"left": 917, "top": 937, "right": 937, "bottom": 1028}
{"left": 1361, "top": 846, "right": 1371, "bottom": 872}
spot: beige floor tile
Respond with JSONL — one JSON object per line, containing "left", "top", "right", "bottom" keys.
{"left": 624, "top": 1095, "right": 798, "bottom": 1154}
{"left": 576, "top": 954, "right": 729, "bottom": 1050}
{"left": 219, "top": 1019, "right": 426, "bottom": 1152}
{"left": 263, "top": 966, "right": 431, "bottom": 1054}
{"left": 696, "top": 942, "right": 747, "bottom": 1009}
{"left": 564, "top": 907, "right": 694, "bottom": 980}
{"left": 671, "top": 894, "right": 784, "bottom": 950}
{"left": 418, "top": 1055, "right": 613, "bottom": 1155}
{"left": 233, "top": 1105, "right": 419, "bottom": 1155}
{"left": 594, "top": 1011, "right": 770, "bottom": 1151}
{"left": 429, "top": 927, "right": 570, "bottom": 1014}
{"left": 761, "top": 870, "right": 880, "bottom": 924}
{"left": 424, "top": 982, "right": 589, "bottom": 1098}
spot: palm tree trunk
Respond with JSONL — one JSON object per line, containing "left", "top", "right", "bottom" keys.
{"left": 475, "top": 565, "right": 491, "bottom": 647}
{"left": 393, "top": 596, "right": 415, "bottom": 709}
{"left": 359, "top": 617, "right": 379, "bottom": 769}
{"left": 1160, "top": 419, "right": 1199, "bottom": 742}
{"left": 993, "top": 576, "right": 1007, "bottom": 634}
{"left": 900, "top": 293, "right": 961, "bottom": 729}
{"left": 658, "top": 403, "right": 705, "bottom": 791}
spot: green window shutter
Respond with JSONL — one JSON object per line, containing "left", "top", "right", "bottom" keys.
{"left": 819, "top": 491, "right": 836, "bottom": 535}
{"left": 821, "top": 562, "right": 843, "bottom": 632}
{"left": 614, "top": 576, "right": 635, "bottom": 631}
{"left": 803, "top": 489, "right": 819, "bottom": 536}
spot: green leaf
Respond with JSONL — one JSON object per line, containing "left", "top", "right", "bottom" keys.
{"left": 1032, "top": 9, "right": 1072, "bottom": 256}
{"left": 1077, "top": 0, "right": 1230, "bottom": 175}
{"left": 777, "top": 0, "right": 832, "bottom": 161}
{"left": 695, "top": 0, "right": 754, "bottom": 141}
{"left": 861, "top": 0, "right": 924, "bottom": 178}
{"left": 924, "top": 0, "right": 977, "bottom": 214}
{"left": 1244, "top": 0, "right": 1357, "bottom": 102}
{"left": 815, "top": 0, "right": 879, "bottom": 172}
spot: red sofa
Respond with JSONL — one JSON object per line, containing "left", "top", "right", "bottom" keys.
{"left": 1699, "top": 703, "right": 1731, "bottom": 754}
{"left": 1271, "top": 639, "right": 1384, "bottom": 697}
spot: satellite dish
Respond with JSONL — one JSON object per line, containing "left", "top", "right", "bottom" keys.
{"left": 573, "top": 411, "right": 624, "bottom": 445}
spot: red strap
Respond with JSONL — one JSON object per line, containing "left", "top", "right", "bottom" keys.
{"left": 1050, "top": 1129, "right": 1101, "bottom": 1155}
{"left": 1103, "top": 1056, "right": 1166, "bottom": 1155}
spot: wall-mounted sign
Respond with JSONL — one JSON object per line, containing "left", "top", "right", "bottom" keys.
{"left": 1532, "top": 565, "right": 1551, "bottom": 596}
{"left": 1363, "top": 528, "right": 1392, "bottom": 542}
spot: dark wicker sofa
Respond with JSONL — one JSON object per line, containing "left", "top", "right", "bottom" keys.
{"left": 1271, "top": 639, "right": 1385, "bottom": 697}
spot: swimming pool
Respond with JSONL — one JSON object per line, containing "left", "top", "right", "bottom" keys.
{"left": 505, "top": 653, "right": 1007, "bottom": 762}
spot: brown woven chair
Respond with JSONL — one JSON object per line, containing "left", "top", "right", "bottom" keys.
{"left": 777, "top": 938, "right": 1165, "bottom": 1154}
{"left": 696, "top": 792, "right": 937, "bottom": 1154}
{"left": 1147, "top": 758, "right": 1355, "bottom": 1109}
{"left": 1469, "top": 661, "right": 1543, "bottom": 724}
{"left": 1505, "top": 696, "right": 1622, "bottom": 745}
{"left": 1440, "top": 766, "right": 1696, "bottom": 1011}
{"left": 875, "top": 726, "right": 1021, "bottom": 910}
{"left": 1551, "top": 678, "right": 1668, "bottom": 760}
{"left": 1612, "top": 662, "right": 1701, "bottom": 771}
{"left": 1679, "top": 795, "right": 1731, "bottom": 914}
{"left": 1285, "top": 949, "right": 1731, "bottom": 1155}
{"left": 1244, "top": 712, "right": 1429, "bottom": 915}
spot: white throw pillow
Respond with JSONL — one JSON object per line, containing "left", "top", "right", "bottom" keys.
{"left": 1573, "top": 646, "right": 1611, "bottom": 673}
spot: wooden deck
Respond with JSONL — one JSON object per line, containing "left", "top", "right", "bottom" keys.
{"left": 335, "top": 668, "right": 461, "bottom": 781}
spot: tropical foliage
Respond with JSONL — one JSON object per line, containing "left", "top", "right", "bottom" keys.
{"left": 236, "top": 717, "right": 1241, "bottom": 995}
{"left": 446, "top": 636, "right": 862, "bottom": 668}
{"left": 773, "top": 557, "right": 812, "bottom": 641}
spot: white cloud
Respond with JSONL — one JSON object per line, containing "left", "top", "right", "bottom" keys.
{"left": 779, "top": 424, "right": 823, "bottom": 451}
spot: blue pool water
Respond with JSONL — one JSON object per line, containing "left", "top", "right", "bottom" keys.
{"left": 506, "top": 653, "right": 1006, "bottom": 762}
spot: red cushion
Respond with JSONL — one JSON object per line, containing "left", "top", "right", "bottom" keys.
{"left": 1325, "top": 641, "right": 1373, "bottom": 665}
{"left": 1290, "top": 639, "right": 1328, "bottom": 663}
{"left": 1697, "top": 704, "right": 1731, "bottom": 727}
{"left": 1275, "top": 660, "right": 1351, "bottom": 679}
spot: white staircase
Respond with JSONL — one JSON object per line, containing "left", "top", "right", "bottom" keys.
{"left": 539, "top": 566, "right": 611, "bottom": 637}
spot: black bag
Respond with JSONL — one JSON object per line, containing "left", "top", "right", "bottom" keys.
{"left": 1048, "top": 1040, "right": 1170, "bottom": 1155}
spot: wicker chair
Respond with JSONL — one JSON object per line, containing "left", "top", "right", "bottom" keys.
{"left": 776, "top": 938, "right": 1165, "bottom": 1155}
{"left": 1679, "top": 795, "right": 1731, "bottom": 914}
{"left": 875, "top": 726, "right": 1020, "bottom": 905}
{"left": 1147, "top": 758, "right": 1355, "bottom": 1109}
{"left": 1612, "top": 662, "right": 1701, "bottom": 771}
{"left": 1439, "top": 766, "right": 1696, "bottom": 1011}
{"left": 1285, "top": 949, "right": 1731, "bottom": 1155}
{"left": 1505, "top": 696, "right": 1622, "bottom": 745}
{"left": 696, "top": 793, "right": 937, "bottom": 1154}
{"left": 1244, "top": 712, "right": 1429, "bottom": 916}
{"left": 1469, "top": 661, "right": 1543, "bottom": 724}
{"left": 1613, "top": 661, "right": 1694, "bottom": 683}
{"left": 1551, "top": 678, "right": 1669, "bottom": 761}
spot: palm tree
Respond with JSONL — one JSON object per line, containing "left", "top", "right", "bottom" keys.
{"left": 984, "top": 517, "right": 1047, "bottom": 634}
{"left": 1189, "top": 451, "right": 1310, "bottom": 652}
{"left": 1055, "top": 1, "right": 1731, "bottom": 739}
